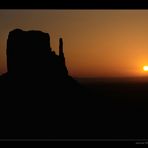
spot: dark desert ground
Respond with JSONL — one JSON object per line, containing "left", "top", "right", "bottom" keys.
{"left": 75, "top": 76, "right": 148, "bottom": 139}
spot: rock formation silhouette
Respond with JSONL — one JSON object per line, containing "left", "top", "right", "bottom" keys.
{"left": 6, "top": 29, "right": 68, "bottom": 79}
{"left": 0, "top": 29, "right": 89, "bottom": 139}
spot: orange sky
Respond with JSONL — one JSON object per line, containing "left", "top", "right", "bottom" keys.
{"left": 1, "top": 10, "right": 148, "bottom": 77}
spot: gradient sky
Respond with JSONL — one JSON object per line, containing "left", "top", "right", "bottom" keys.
{"left": 1, "top": 10, "right": 148, "bottom": 77}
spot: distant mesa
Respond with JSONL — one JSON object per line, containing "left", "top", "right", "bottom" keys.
{"left": 6, "top": 29, "right": 68, "bottom": 79}
{"left": 0, "top": 28, "right": 82, "bottom": 104}
{"left": 0, "top": 28, "right": 93, "bottom": 139}
{"left": 0, "top": 28, "right": 84, "bottom": 138}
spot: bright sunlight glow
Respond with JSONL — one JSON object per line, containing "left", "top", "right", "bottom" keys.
{"left": 143, "top": 66, "right": 148, "bottom": 71}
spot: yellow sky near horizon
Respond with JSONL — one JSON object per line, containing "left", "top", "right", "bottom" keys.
{"left": 1, "top": 10, "right": 148, "bottom": 77}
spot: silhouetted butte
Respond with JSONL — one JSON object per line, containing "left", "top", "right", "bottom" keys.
{"left": 0, "top": 29, "right": 89, "bottom": 139}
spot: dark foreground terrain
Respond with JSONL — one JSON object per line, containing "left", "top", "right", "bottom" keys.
{"left": 76, "top": 77, "right": 148, "bottom": 139}
{"left": 1, "top": 75, "right": 148, "bottom": 140}
{"left": 1, "top": 77, "right": 148, "bottom": 140}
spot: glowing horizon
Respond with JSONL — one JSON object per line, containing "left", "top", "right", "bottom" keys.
{"left": 143, "top": 66, "right": 148, "bottom": 71}
{"left": 1, "top": 10, "right": 148, "bottom": 78}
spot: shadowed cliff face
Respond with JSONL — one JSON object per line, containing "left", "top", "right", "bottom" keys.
{"left": 6, "top": 29, "right": 68, "bottom": 79}
{"left": 0, "top": 29, "right": 88, "bottom": 139}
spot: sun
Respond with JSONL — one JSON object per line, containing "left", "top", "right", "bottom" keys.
{"left": 143, "top": 66, "right": 148, "bottom": 71}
